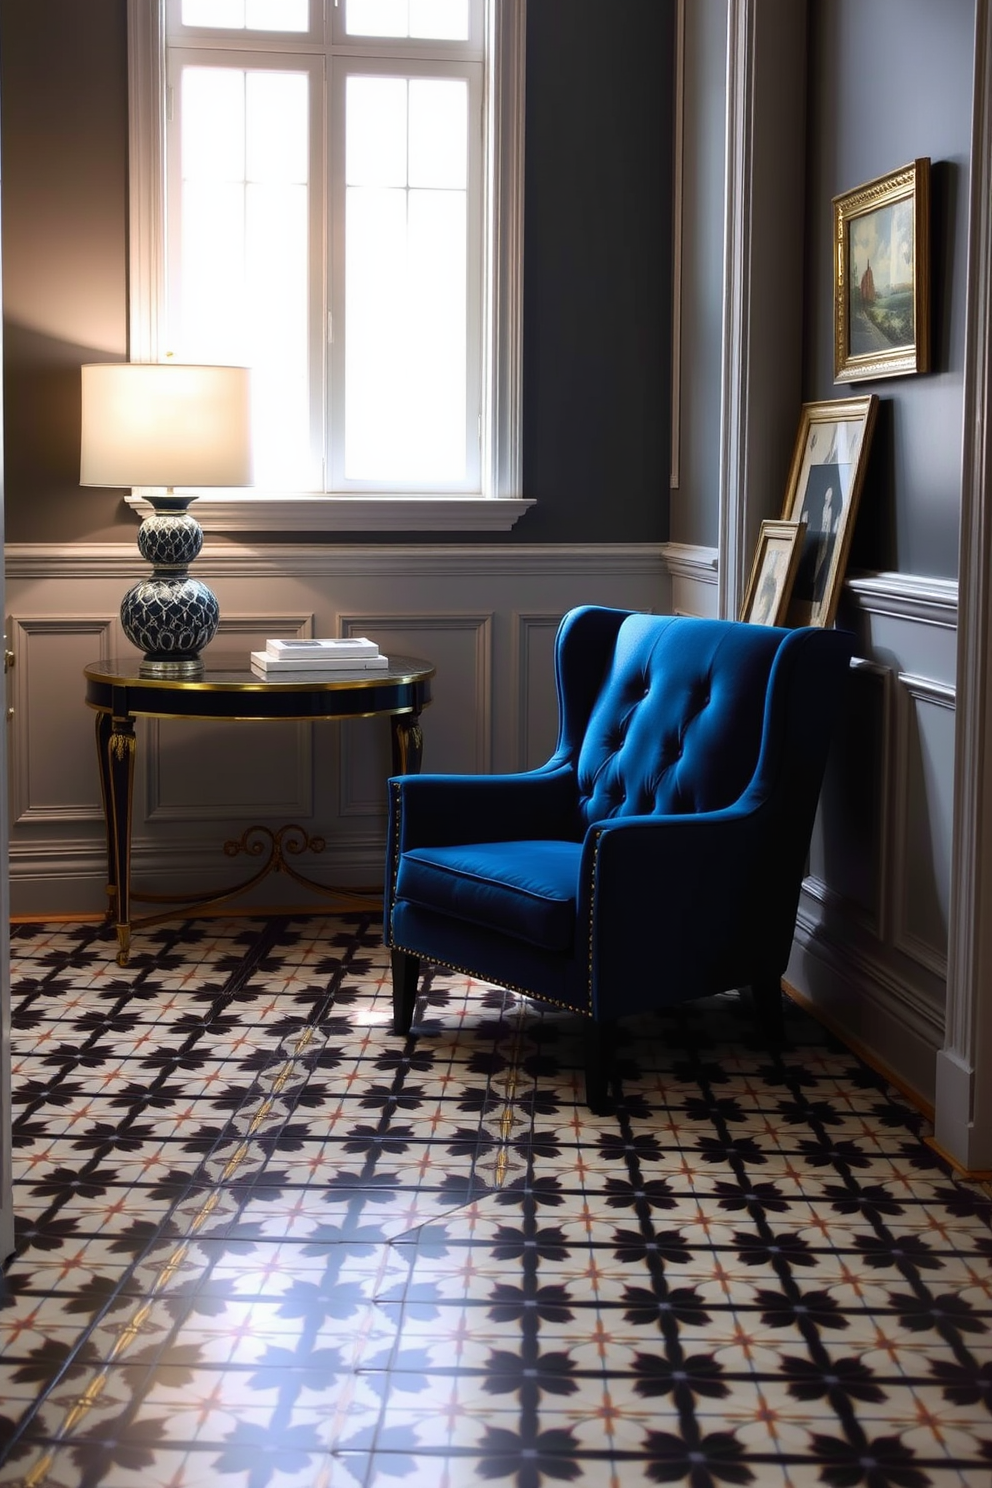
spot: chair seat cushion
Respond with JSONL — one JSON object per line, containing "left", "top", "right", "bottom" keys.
{"left": 396, "top": 840, "right": 582, "bottom": 952}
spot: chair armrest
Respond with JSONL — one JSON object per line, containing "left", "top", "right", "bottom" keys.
{"left": 588, "top": 801, "right": 763, "bottom": 866}
{"left": 581, "top": 805, "right": 766, "bottom": 929}
{"left": 577, "top": 804, "right": 805, "bottom": 1016}
{"left": 388, "top": 766, "right": 579, "bottom": 852}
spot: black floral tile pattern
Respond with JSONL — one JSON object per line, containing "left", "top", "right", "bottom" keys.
{"left": 1, "top": 913, "right": 991, "bottom": 1487}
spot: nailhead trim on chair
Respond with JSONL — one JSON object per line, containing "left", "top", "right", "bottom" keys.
{"left": 387, "top": 779, "right": 403, "bottom": 935}
{"left": 585, "top": 828, "right": 602, "bottom": 1014}
{"left": 388, "top": 941, "right": 593, "bottom": 1017}
{"left": 390, "top": 780, "right": 402, "bottom": 884}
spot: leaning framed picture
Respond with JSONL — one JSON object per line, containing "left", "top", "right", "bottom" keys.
{"left": 779, "top": 395, "right": 878, "bottom": 629}
{"left": 833, "top": 157, "right": 930, "bottom": 383}
{"left": 740, "top": 521, "right": 805, "bottom": 626}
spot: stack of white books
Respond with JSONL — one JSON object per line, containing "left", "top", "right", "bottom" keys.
{"left": 250, "top": 637, "right": 389, "bottom": 676}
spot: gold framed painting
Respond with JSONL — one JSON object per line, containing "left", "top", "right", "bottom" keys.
{"left": 740, "top": 521, "right": 804, "bottom": 626}
{"left": 833, "top": 157, "right": 930, "bottom": 383}
{"left": 779, "top": 395, "right": 878, "bottom": 629}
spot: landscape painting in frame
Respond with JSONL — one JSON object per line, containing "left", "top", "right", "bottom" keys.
{"left": 834, "top": 158, "right": 930, "bottom": 383}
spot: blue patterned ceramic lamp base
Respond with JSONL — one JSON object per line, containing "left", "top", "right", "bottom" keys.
{"left": 122, "top": 494, "right": 219, "bottom": 677}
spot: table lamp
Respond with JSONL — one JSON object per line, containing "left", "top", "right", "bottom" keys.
{"left": 80, "top": 362, "right": 253, "bottom": 678}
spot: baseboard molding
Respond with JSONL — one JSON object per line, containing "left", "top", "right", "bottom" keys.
{"left": 9, "top": 835, "right": 388, "bottom": 918}
{"left": 788, "top": 907, "right": 941, "bottom": 1108}
{"left": 10, "top": 899, "right": 384, "bottom": 928}
{"left": 787, "top": 972, "right": 991, "bottom": 1183}
{"left": 923, "top": 1135, "right": 992, "bottom": 1184}
{"left": 782, "top": 977, "right": 935, "bottom": 1124}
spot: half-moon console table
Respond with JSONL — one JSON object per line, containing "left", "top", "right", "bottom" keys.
{"left": 84, "top": 653, "right": 435, "bottom": 966}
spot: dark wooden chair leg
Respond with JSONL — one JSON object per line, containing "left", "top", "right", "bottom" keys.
{"left": 391, "top": 949, "right": 421, "bottom": 1035}
{"left": 583, "top": 1020, "right": 617, "bottom": 1115}
{"left": 750, "top": 976, "right": 785, "bottom": 1048}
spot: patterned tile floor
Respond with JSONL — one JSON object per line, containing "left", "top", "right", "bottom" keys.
{"left": 1, "top": 913, "right": 991, "bottom": 1488}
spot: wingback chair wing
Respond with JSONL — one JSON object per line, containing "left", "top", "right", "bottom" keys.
{"left": 385, "top": 606, "right": 855, "bottom": 1111}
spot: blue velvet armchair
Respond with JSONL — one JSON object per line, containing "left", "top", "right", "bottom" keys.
{"left": 385, "top": 606, "right": 854, "bottom": 1111}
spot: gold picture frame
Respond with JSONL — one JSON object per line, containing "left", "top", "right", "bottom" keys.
{"left": 779, "top": 395, "right": 878, "bottom": 629}
{"left": 740, "top": 521, "right": 805, "bottom": 626}
{"left": 833, "top": 157, "right": 930, "bottom": 383}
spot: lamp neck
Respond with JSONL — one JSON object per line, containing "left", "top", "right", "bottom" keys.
{"left": 146, "top": 488, "right": 199, "bottom": 515}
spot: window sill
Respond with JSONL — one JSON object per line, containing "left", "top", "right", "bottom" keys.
{"left": 125, "top": 492, "right": 535, "bottom": 533}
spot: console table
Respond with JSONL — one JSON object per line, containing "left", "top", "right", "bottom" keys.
{"left": 84, "top": 654, "right": 434, "bottom": 966}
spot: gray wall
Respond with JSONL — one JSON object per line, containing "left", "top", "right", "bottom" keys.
{"left": 0, "top": 0, "right": 675, "bottom": 547}
{"left": 1, "top": 0, "right": 128, "bottom": 544}
{"left": 669, "top": 0, "right": 728, "bottom": 551}
{"left": 804, "top": 0, "right": 975, "bottom": 579}
{"left": 521, "top": 0, "right": 673, "bottom": 543}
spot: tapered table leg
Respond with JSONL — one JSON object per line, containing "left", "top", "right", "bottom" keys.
{"left": 390, "top": 711, "right": 424, "bottom": 775}
{"left": 94, "top": 712, "right": 116, "bottom": 922}
{"left": 96, "top": 712, "right": 136, "bottom": 966}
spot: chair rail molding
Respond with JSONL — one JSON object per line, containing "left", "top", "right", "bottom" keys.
{"left": 845, "top": 571, "right": 959, "bottom": 629}
{"left": 939, "top": 0, "right": 992, "bottom": 1173}
{"left": 5, "top": 542, "right": 668, "bottom": 582}
{"left": 659, "top": 542, "right": 719, "bottom": 583}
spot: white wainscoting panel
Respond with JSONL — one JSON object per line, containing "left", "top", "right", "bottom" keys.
{"left": 512, "top": 613, "right": 562, "bottom": 770}
{"left": 808, "top": 657, "right": 892, "bottom": 940}
{"left": 9, "top": 616, "right": 116, "bottom": 825}
{"left": 144, "top": 613, "right": 317, "bottom": 824}
{"left": 144, "top": 718, "right": 315, "bottom": 822}
{"left": 337, "top": 613, "right": 493, "bottom": 814}
{"left": 892, "top": 674, "right": 956, "bottom": 980}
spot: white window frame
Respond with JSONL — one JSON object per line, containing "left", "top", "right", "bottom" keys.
{"left": 126, "top": 0, "right": 531, "bottom": 533}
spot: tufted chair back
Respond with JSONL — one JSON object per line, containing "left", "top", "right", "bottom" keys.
{"left": 574, "top": 613, "right": 782, "bottom": 828}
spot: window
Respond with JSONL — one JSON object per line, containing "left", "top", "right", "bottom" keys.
{"left": 128, "top": 0, "right": 530, "bottom": 531}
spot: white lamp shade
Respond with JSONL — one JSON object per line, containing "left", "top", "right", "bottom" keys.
{"left": 80, "top": 362, "right": 253, "bottom": 488}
